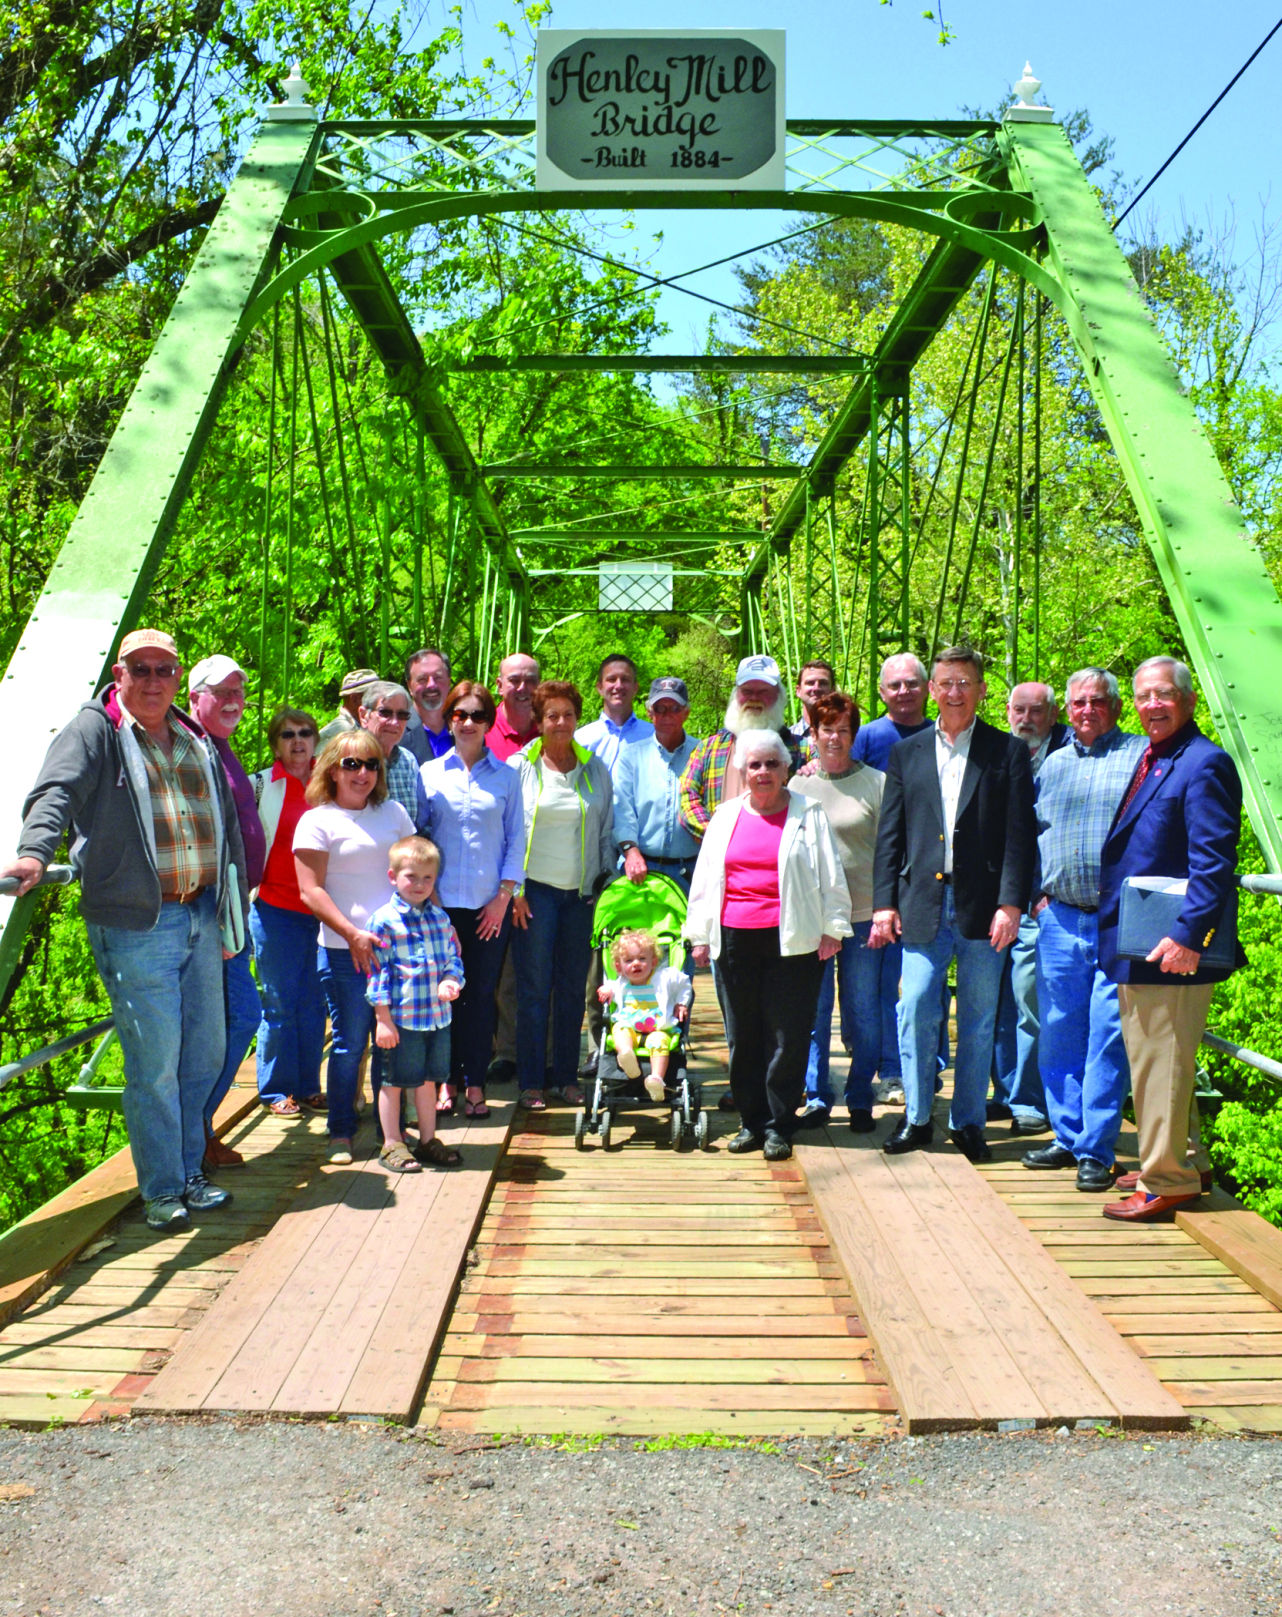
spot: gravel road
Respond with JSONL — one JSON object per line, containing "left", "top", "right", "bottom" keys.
{"left": 1, "top": 1422, "right": 1279, "bottom": 1617}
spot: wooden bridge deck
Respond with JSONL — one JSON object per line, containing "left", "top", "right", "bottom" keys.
{"left": 2, "top": 1001, "right": 1282, "bottom": 1435}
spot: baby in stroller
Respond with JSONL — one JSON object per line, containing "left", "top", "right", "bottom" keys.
{"left": 598, "top": 928, "right": 692, "bottom": 1101}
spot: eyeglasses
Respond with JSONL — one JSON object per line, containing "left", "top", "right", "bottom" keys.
{"left": 125, "top": 662, "right": 179, "bottom": 680}
{"left": 338, "top": 757, "right": 380, "bottom": 773}
{"left": 374, "top": 708, "right": 410, "bottom": 721}
{"left": 1068, "top": 696, "right": 1111, "bottom": 710}
{"left": 277, "top": 728, "right": 315, "bottom": 741}
{"left": 451, "top": 710, "right": 488, "bottom": 724}
{"left": 933, "top": 679, "right": 974, "bottom": 693}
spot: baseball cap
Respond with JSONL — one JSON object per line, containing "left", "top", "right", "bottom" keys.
{"left": 339, "top": 667, "right": 379, "bottom": 698}
{"left": 734, "top": 654, "right": 782, "bottom": 688}
{"left": 118, "top": 629, "right": 179, "bottom": 662}
{"left": 188, "top": 654, "right": 246, "bottom": 694}
{"left": 647, "top": 676, "right": 689, "bottom": 707}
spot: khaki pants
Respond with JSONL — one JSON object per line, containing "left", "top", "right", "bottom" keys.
{"left": 1118, "top": 981, "right": 1214, "bottom": 1197}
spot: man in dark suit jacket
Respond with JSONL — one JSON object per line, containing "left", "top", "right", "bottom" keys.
{"left": 871, "top": 646, "right": 1036, "bottom": 1161}
{"left": 1098, "top": 656, "right": 1243, "bottom": 1222}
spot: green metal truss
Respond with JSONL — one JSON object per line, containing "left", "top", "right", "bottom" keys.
{"left": 3, "top": 105, "right": 1282, "bottom": 1009}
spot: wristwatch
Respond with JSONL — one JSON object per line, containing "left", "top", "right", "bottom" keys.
{"left": 619, "top": 842, "right": 637, "bottom": 854}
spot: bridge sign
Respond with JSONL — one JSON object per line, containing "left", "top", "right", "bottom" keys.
{"left": 537, "top": 29, "right": 785, "bottom": 191}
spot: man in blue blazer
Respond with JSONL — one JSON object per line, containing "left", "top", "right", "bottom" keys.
{"left": 871, "top": 645, "right": 1036, "bottom": 1161}
{"left": 1098, "top": 656, "right": 1243, "bottom": 1222}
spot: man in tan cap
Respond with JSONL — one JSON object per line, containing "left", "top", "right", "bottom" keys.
{"left": 2, "top": 628, "right": 248, "bottom": 1233}
{"left": 319, "top": 667, "right": 379, "bottom": 744}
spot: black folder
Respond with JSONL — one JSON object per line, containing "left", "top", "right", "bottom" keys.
{"left": 1117, "top": 876, "right": 1237, "bottom": 970}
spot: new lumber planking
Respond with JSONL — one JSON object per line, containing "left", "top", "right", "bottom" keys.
{"left": 1175, "top": 1205, "right": 1282, "bottom": 1310}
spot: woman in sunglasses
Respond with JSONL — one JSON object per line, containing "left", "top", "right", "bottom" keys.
{"left": 294, "top": 731, "right": 416, "bottom": 1161}
{"left": 249, "top": 707, "right": 327, "bottom": 1119}
{"left": 420, "top": 682, "right": 524, "bottom": 1118}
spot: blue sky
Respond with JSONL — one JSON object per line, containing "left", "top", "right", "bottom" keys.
{"left": 457, "top": 0, "right": 1281, "bottom": 347}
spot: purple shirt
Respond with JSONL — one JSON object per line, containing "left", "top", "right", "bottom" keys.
{"left": 212, "top": 735, "right": 266, "bottom": 889}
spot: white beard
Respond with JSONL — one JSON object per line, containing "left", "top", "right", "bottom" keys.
{"left": 724, "top": 692, "right": 786, "bottom": 735}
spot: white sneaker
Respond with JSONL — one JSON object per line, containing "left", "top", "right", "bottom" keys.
{"left": 879, "top": 1083, "right": 906, "bottom": 1106}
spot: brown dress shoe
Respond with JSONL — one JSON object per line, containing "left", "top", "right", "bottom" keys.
{"left": 1102, "top": 1189, "right": 1200, "bottom": 1222}
{"left": 1114, "top": 1168, "right": 1212, "bottom": 1192}
{"left": 203, "top": 1135, "right": 244, "bottom": 1168}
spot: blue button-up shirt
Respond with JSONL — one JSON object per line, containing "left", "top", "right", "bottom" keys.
{"left": 420, "top": 747, "right": 526, "bottom": 909}
{"left": 1036, "top": 725, "right": 1146, "bottom": 908}
{"left": 365, "top": 893, "right": 465, "bottom": 1031}
{"left": 575, "top": 711, "right": 654, "bottom": 778}
{"left": 613, "top": 733, "right": 700, "bottom": 862}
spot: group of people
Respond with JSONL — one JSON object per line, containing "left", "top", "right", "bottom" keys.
{"left": 3, "top": 627, "right": 1242, "bottom": 1233}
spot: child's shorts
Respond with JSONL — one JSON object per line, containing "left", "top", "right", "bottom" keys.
{"left": 381, "top": 1026, "right": 451, "bottom": 1087}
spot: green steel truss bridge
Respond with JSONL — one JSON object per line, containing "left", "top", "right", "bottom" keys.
{"left": 1, "top": 87, "right": 1280, "bottom": 997}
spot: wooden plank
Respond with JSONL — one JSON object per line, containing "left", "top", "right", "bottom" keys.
{"left": 1105, "top": 1309, "right": 1282, "bottom": 1332}
{"left": 447, "top": 1381, "right": 896, "bottom": 1412}
{"left": 441, "top": 1334, "right": 875, "bottom": 1361}
{"left": 338, "top": 1105, "right": 514, "bottom": 1418}
{"left": 929, "top": 1152, "right": 1188, "bottom": 1429}
{"left": 881, "top": 1150, "right": 1109, "bottom": 1424}
{"left": 0, "top": 1322, "right": 184, "bottom": 1350}
{"left": 431, "top": 1408, "right": 896, "bottom": 1437}
{"left": 794, "top": 1142, "right": 974, "bottom": 1432}
{"left": 458, "top": 1276, "right": 841, "bottom": 1296}
{"left": 1165, "top": 1381, "right": 1282, "bottom": 1407}
{"left": 1175, "top": 1204, "right": 1282, "bottom": 1310}
{"left": 1144, "top": 1356, "right": 1282, "bottom": 1380}
{"left": 453, "top": 1313, "right": 861, "bottom": 1337}
{"left": 134, "top": 1158, "right": 372, "bottom": 1413}
{"left": 480, "top": 1229, "right": 824, "bottom": 1248}
{"left": 456, "top": 1357, "right": 878, "bottom": 1384}
{"left": 1192, "top": 1405, "right": 1282, "bottom": 1433}
{"left": 0, "top": 1345, "right": 148, "bottom": 1373}
{"left": 1132, "top": 1336, "right": 1282, "bottom": 1357}
{"left": 1077, "top": 1275, "right": 1254, "bottom": 1297}
{"left": 461, "top": 1288, "right": 855, "bottom": 1313}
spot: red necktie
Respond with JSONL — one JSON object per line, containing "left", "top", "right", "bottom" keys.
{"left": 1118, "top": 746, "right": 1155, "bottom": 818}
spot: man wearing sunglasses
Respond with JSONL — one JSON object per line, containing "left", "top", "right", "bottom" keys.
{"left": 359, "top": 680, "right": 423, "bottom": 821}
{"left": 3, "top": 628, "right": 248, "bottom": 1233}
{"left": 188, "top": 653, "right": 266, "bottom": 1172}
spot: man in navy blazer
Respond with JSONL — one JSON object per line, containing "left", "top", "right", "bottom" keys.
{"left": 872, "top": 646, "right": 1036, "bottom": 1161}
{"left": 1098, "top": 656, "right": 1243, "bottom": 1222}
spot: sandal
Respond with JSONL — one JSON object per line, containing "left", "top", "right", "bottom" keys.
{"left": 414, "top": 1135, "right": 462, "bottom": 1167}
{"left": 298, "top": 1093, "right": 326, "bottom": 1113}
{"left": 268, "top": 1098, "right": 300, "bottom": 1116}
{"left": 560, "top": 1083, "right": 584, "bottom": 1106}
{"left": 521, "top": 1090, "right": 547, "bottom": 1111}
{"left": 464, "top": 1095, "right": 491, "bottom": 1119}
{"left": 380, "top": 1141, "right": 422, "bottom": 1174}
{"left": 437, "top": 1089, "right": 457, "bottom": 1117}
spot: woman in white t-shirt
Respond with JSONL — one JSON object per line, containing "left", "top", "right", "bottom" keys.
{"left": 508, "top": 681, "right": 614, "bottom": 1111}
{"left": 294, "top": 729, "right": 415, "bottom": 1162}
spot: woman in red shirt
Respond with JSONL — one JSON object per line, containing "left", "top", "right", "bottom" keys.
{"left": 250, "top": 707, "right": 326, "bottom": 1116}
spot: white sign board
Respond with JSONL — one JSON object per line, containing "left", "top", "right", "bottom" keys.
{"left": 599, "top": 561, "right": 674, "bottom": 613}
{"left": 537, "top": 30, "right": 785, "bottom": 191}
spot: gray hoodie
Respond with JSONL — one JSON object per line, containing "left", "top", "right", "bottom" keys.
{"left": 17, "top": 686, "right": 248, "bottom": 933}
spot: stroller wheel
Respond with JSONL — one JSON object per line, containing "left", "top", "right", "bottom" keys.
{"left": 669, "top": 1107, "right": 684, "bottom": 1150}
{"left": 694, "top": 1110, "right": 710, "bottom": 1151}
{"left": 599, "top": 1108, "right": 612, "bottom": 1150}
{"left": 573, "top": 1109, "right": 587, "bottom": 1150}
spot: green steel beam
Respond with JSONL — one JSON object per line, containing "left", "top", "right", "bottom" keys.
{"left": 447, "top": 356, "right": 870, "bottom": 375}
{"left": 484, "top": 463, "right": 803, "bottom": 480}
{"left": 1002, "top": 119, "right": 1282, "bottom": 871}
{"left": 0, "top": 116, "right": 323, "bottom": 1000}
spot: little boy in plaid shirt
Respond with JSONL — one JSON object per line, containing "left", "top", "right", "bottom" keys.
{"left": 366, "top": 836, "right": 465, "bottom": 1172}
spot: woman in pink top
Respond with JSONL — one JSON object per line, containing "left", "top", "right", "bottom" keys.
{"left": 686, "top": 731, "right": 851, "bottom": 1159}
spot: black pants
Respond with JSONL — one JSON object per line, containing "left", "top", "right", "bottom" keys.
{"left": 718, "top": 926, "right": 824, "bottom": 1137}
{"left": 447, "top": 904, "right": 512, "bottom": 1090}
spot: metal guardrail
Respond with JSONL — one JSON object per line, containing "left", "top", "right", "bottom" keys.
{"left": 0, "top": 1017, "right": 115, "bottom": 1095}
{"left": 1201, "top": 1031, "right": 1282, "bottom": 1090}
{"left": 0, "top": 863, "right": 76, "bottom": 897}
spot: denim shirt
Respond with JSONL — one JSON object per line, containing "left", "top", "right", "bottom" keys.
{"left": 613, "top": 734, "right": 700, "bottom": 862}
{"left": 420, "top": 748, "right": 526, "bottom": 910}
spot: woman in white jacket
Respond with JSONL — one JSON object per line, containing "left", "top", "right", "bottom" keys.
{"left": 686, "top": 730, "right": 851, "bottom": 1159}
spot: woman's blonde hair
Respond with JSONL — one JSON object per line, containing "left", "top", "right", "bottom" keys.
{"left": 610, "top": 928, "right": 661, "bottom": 974}
{"left": 306, "top": 730, "right": 388, "bottom": 807}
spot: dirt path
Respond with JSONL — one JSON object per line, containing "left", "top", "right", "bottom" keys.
{"left": 1, "top": 1422, "right": 1279, "bottom": 1616}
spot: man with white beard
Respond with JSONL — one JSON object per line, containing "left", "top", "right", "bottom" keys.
{"left": 678, "top": 653, "right": 800, "bottom": 1114}
{"left": 678, "top": 655, "right": 800, "bottom": 843}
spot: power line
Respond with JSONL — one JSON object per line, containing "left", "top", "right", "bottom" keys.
{"left": 1114, "top": 15, "right": 1282, "bottom": 230}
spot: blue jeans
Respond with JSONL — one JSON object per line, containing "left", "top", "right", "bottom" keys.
{"left": 805, "top": 920, "right": 882, "bottom": 1110}
{"left": 1036, "top": 900, "right": 1131, "bottom": 1165}
{"left": 201, "top": 937, "right": 261, "bottom": 1131}
{"left": 317, "top": 945, "right": 374, "bottom": 1139}
{"left": 382, "top": 1026, "right": 451, "bottom": 1087}
{"left": 876, "top": 940, "right": 948, "bottom": 1080}
{"left": 898, "top": 889, "right": 1006, "bottom": 1131}
{"left": 990, "top": 913, "right": 1049, "bottom": 1126}
{"left": 87, "top": 892, "right": 225, "bottom": 1203}
{"left": 513, "top": 879, "right": 595, "bottom": 1092}
{"left": 250, "top": 901, "right": 327, "bottom": 1106}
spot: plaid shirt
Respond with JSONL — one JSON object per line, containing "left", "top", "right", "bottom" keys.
{"left": 384, "top": 743, "right": 421, "bottom": 822}
{"left": 1036, "top": 725, "right": 1146, "bottom": 909}
{"left": 365, "top": 894, "right": 465, "bottom": 1032}
{"left": 678, "top": 727, "right": 800, "bottom": 840}
{"left": 134, "top": 719, "right": 220, "bottom": 900}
